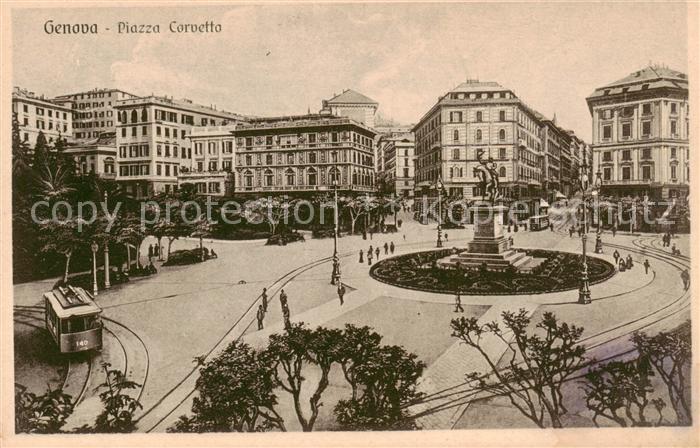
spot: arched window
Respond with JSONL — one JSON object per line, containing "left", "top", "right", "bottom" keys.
{"left": 329, "top": 167, "right": 340, "bottom": 185}
{"left": 307, "top": 167, "right": 317, "bottom": 185}
{"left": 285, "top": 168, "right": 295, "bottom": 186}
{"left": 499, "top": 129, "right": 506, "bottom": 141}
{"left": 449, "top": 167, "right": 454, "bottom": 178}
{"left": 141, "top": 108, "right": 148, "bottom": 122}
{"left": 243, "top": 170, "right": 253, "bottom": 187}
{"left": 308, "top": 152, "right": 317, "bottom": 163}
{"left": 499, "top": 167, "right": 506, "bottom": 178}
{"left": 476, "top": 130, "right": 482, "bottom": 142}
{"left": 453, "top": 129, "right": 459, "bottom": 142}
{"left": 131, "top": 109, "right": 138, "bottom": 124}
{"left": 104, "top": 157, "right": 115, "bottom": 174}
{"left": 264, "top": 169, "right": 274, "bottom": 186}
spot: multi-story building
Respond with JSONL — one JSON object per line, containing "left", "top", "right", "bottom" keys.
{"left": 231, "top": 114, "right": 376, "bottom": 196}
{"left": 320, "top": 89, "right": 378, "bottom": 128}
{"left": 63, "top": 132, "right": 117, "bottom": 179}
{"left": 539, "top": 115, "right": 563, "bottom": 201}
{"left": 12, "top": 86, "right": 73, "bottom": 147}
{"left": 114, "top": 95, "right": 246, "bottom": 198}
{"left": 376, "top": 132, "right": 415, "bottom": 198}
{"left": 53, "top": 88, "right": 138, "bottom": 141}
{"left": 587, "top": 65, "right": 689, "bottom": 200}
{"left": 412, "top": 80, "right": 545, "bottom": 215}
{"left": 179, "top": 125, "right": 237, "bottom": 196}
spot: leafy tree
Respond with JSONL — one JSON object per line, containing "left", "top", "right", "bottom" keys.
{"left": 451, "top": 309, "right": 586, "bottom": 428}
{"left": 190, "top": 214, "right": 213, "bottom": 261}
{"left": 93, "top": 362, "right": 142, "bottom": 433}
{"left": 264, "top": 323, "right": 342, "bottom": 432}
{"left": 14, "top": 383, "right": 74, "bottom": 434}
{"left": 116, "top": 213, "right": 148, "bottom": 269}
{"left": 12, "top": 112, "right": 31, "bottom": 177}
{"left": 244, "top": 196, "right": 293, "bottom": 236}
{"left": 32, "top": 130, "right": 49, "bottom": 168}
{"left": 632, "top": 322, "right": 691, "bottom": 425}
{"left": 335, "top": 324, "right": 382, "bottom": 400}
{"left": 38, "top": 217, "right": 93, "bottom": 284}
{"left": 340, "top": 195, "right": 377, "bottom": 234}
{"left": 335, "top": 344, "right": 425, "bottom": 430}
{"left": 169, "top": 341, "right": 285, "bottom": 432}
{"left": 582, "top": 358, "right": 665, "bottom": 427}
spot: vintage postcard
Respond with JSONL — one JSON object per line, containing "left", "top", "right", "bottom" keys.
{"left": 1, "top": 1, "right": 698, "bottom": 446}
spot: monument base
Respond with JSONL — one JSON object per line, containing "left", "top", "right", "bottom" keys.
{"left": 438, "top": 203, "right": 545, "bottom": 273}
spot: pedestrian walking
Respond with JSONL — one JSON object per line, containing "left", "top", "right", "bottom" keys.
{"left": 359, "top": 250, "right": 364, "bottom": 263}
{"left": 618, "top": 258, "right": 626, "bottom": 272}
{"left": 256, "top": 304, "right": 265, "bottom": 330}
{"left": 261, "top": 288, "right": 268, "bottom": 312}
{"left": 550, "top": 223, "right": 554, "bottom": 232}
{"left": 613, "top": 250, "right": 620, "bottom": 264}
{"left": 445, "top": 232, "right": 449, "bottom": 242}
{"left": 398, "top": 218, "right": 403, "bottom": 228}
{"left": 367, "top": 250, "right": 373, "bottom": 266}
{"left": 375, "top": 247, "right": 380, "bottom": 260}
{"left": 681, "top": 269, "right": 690, "bottom": 290}
{"left": 337, "top": 283, "right": 346, "bottom": 306}
{"left": 454, "top": 292, "right": 464, "bottom": 313}
{"left": 569, "top": 227, "right": 574, "bottom": 238}
{"left": 148, "top": 244, "right": 154, "bottom": 260}
{"left": 612, "top": 225, "right": 617, "bottom": 238}
{"left": 279, "top": 289, "right": 288, "bottom": 307}
{"left": 626, "top": 254, "right": 634, "bottom": 269}
{"left": 390, "top": 241, "right": 395, "bottom": 254}
{"left": 370, "top": 229, "right": 374, "bottom": 240}
{"left": 279, "top": 289, "right": 291, "bottom": 330}
{"left": 403, "top": 234, "right": 406, "bottom": 241}
{"left": 384, "top": 242, "right": 389, "bottom": 255}
{"left": 643, "top": 259, "right": 650, "bottom": 275}
{"left": 154, "top": 244, "right": 160, "bottom": 258}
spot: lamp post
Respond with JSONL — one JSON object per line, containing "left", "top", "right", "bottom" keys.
{"left": 103, "top": 191, "right": 111, "bottom": 288}
{"left": 594, "top": 170, "right": 603, "bottom": 254}
{"left": 436, "top": 178, "right": 443, "bottom": 248}
{"left": 91, "top": 241, "right": 99, "bottom": 297}
{"left": 331, "top": 151, "right": 341, "bottom": 286}
{"left": 578, "top": 163, "right": 592, "bottom": 305}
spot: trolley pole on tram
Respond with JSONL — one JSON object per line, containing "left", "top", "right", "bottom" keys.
{"left": 91, "top": 241, "right": 99, "bottom": 296}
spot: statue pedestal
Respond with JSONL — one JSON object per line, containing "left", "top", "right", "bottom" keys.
{"left": 439, "top": 203, "right": 544, "bottom": 272}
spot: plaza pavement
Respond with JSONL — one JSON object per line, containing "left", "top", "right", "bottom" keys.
{"left": 13, "top": 210, "right": 691, "bottom": 431}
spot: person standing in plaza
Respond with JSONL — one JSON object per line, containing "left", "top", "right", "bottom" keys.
{"left": 613, "top": 250, "right": 620, "bottom": 264}
{"left": 148, "top": 244, "right": 154, "bottom": 261}
{"left": 375, "top": 246, "right": 381, "bottom": 260}
{"left": 337, "top": 283, "right": 346, "bottom": 306}
{"left": 569, "top": 226, "right": 574, "bottom": 238}
{"left": 403, "top": 234, "right": 406, "bottom": 241}
{"left": 612, "top": 225, "right": 617, "bottom": 238}
{"left": 384, "top": 242, "right": 389, "bottom": 255}
{"left": 550, "top": 222, "right": 554, "bottom": 232}
{"left": 279, "top": 289, "right": 291, "bottom": 330}
{"left": 390, "top": 241, "right": 395, "bottom": 254}
{"left": 445, "top": 232, "right": 449, "bottom": 242}
{"left": 256, "top": 304, "right": 265, "bottom": 330}
{"left": 367, "top": 249, "right": 373, "bottom": 266}
{"left": 454, "top": 292, "right": 464, "bottom": 313}
{"left": 644, "top": 259, "right": 650, "bottom": 275}
{"left": 261, "top": 288, "right": 268, "bottom": 312}
{"left": 681, "top": 269, "right": 690, "bottom": 290}
{"left": 359, "top": 250, "right": 364, "bottom": 263}
{"left": 626, "top": 254, "right": 633, "bottom": 269}
{"left": 154, "top": 244, "right": 160, "bottom": 259}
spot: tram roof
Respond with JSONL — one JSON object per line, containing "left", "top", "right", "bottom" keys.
{"left": 44, "top": 286, "right": 101, "bottom": 319}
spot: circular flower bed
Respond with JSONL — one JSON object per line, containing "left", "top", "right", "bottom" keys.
{"left": 369, "top": 249, "right": 616, "bottom": 295}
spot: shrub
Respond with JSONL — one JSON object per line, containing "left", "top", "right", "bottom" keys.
{"left": 164, "top": 249, "right": 205, "bottom": 266}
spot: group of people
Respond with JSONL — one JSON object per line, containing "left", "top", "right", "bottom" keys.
{"left": 256, "top": 288, "right": 291, "bottom": 331}
{"left": 360, "top": 241, "right": 397, "bottom": 265}
{"left": 612, "top": 250, "right": 637, "bottom": 273}
{"left": 661, "top": 231, "right": 675, "bottom": 247}
{"left": 147, "top": 243, "right": 161, "bottom": 260}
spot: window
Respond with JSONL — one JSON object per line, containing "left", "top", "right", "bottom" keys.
{"left": 308, "top": 152, "right": 316, "bottom": 163}
{"left": 671, "top": 147, "right": 677, "bottom": 159}
{"left": 245, "top": 155, "right": 252, "bottom": 166}
{"left": 449, "top": 111, "right": 463, "bottom": 123}
{"left": 499, "top": 129, "right": 506, "bottom": 141}
{"left": 476, "top": 129, "right": 482, "bottom": 142}
{"left": 453, "top": 148, "right": 460, "bottom": 159}
{"left": 499, "top": 167, "right": 506, "bottom": 177}
{"left": 157, "top": 164, "right": 162, "bottom": 176}
{"left": 266, "top": 154, "right": 273, "bottom": 165}
{"left": 622, "top": 166, "right": 631, "bottom": 180}
{"left": 642, "top": 148, "right": 652, "bottom": 159}
{"left": 286, "top": 168, "right": 295, "bottom": 185}
{"left": 131, "top": 127, "right": 136, "bottom": 137}
{"left": 642, "top": 121, "right": 651, "bottom": 137}
{"left": 642, "top": 103, "right": 651, "bottom": 115}
{"left": 622, "top": 122, "right": 631, "bottom": 138}
{"left": 208, "top": 182, "right": 220, "bottom": 194}
{"left": 603, "top": 167, "right": 611, "bottom": 181}
{"left": 476, "top": 111, "right": 483, "bottom": 122}
{"left": 499, "top": 147, "right": 506, "bottom": 159}
{"left": 499, "top": 110, "right": 506, "bottom": 121}
{"left": 670, "top": 120, "right": 677, "bottom": 136}
{"left": 671, "top": 165, "right": 677, "bottom": 179}
{"left": 156, "top": 126, "right": 161, "bottom": 136}
{"left": 223, "top": 160, "right": 232, "bottom": 171}
{"left": 209, "top": 161, "right": 218, "bottom": 171}
{"left": 453, "top": 130, "right": 459, "bottom": 142}
{"left": 602, "top": 125, "right": 612, "bottom": 139}
{"left": 121, "top": 127, "right": 126, "bottom": 137}
{"left": 165, "top": 165, "right": 170, "bottom": 176}
{"left": 622, "top": 149, "right": 631, "bottom": 161}
{"left": 671, "top": 103, "right": 678, "bottom": 114}
{"left": 642, "top": 165, "right": 651, "bottom": 180}
{"left": 307, "top": 167, "right": 317, "bottom": 185}
{"left": 142, "top": 126, "right": 148, "bottom": 136}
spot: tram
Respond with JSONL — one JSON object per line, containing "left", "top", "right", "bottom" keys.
{"left": 44, "top": 285, "right": 103, "bottom": 353}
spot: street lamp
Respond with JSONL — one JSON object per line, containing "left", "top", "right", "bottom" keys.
{"left": 436, "top": 178, "right": 443, "bottom": 248}
{"left": 103, "top": 191, "right": 111, "bottom": 288}
{"left": 578, "top": 163, "right": 592, "bottom": 305}
{"left": 331, "top": 151, "right": 341, "bottom": 286}
{"left": 90, "top": 241, "right": 99, "bottom": 297}
{"left": 594, "top": 170, "right": 603, "bottom": 254}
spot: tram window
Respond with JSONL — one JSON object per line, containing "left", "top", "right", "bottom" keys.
{"left": 63, "top": 317, "right": 88, "bottom": 333}
{"left": 85, "top": 315, "right": 101, "bottom": 329}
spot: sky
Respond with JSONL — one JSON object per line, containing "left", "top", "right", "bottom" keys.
{"left": 12, "top": 3, "right": 689, "bottom": 141}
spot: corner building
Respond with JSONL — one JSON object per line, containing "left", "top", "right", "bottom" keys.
{"left": 586, "top": 65, "right": 689, "bottom": 200}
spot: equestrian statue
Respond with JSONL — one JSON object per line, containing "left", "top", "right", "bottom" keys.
{"left": 473, "top": 148, "right": 502, "bottom": 204}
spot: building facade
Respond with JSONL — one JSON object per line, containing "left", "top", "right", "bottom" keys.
{"left": 179, "top": 126, "right": 237, "bottom": 196}
{"left": 320, "top": 89, "right": 378, "bottom": 128}
{"left": 63, "top": 132, "right": 117, "bottom": 179}
{"left": 587, "top": 65, "right": 689, "bottom": 200}
{"left": 231, "top": 115, "right": 377, "bottom": 196}
{"left": 113, "top": 95, "right": 245, "bottom": 198}
{"left": 53, "top": 88, "right": 138, "bottom": 141}
{"left": 412, "top": 80, "right": 546, "bottom": 209}
{"left": 376, "top": 132, "right": 415, "bottom": 198}
{"left": 12, "top": 86, "right": 73, "bottom": 147}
